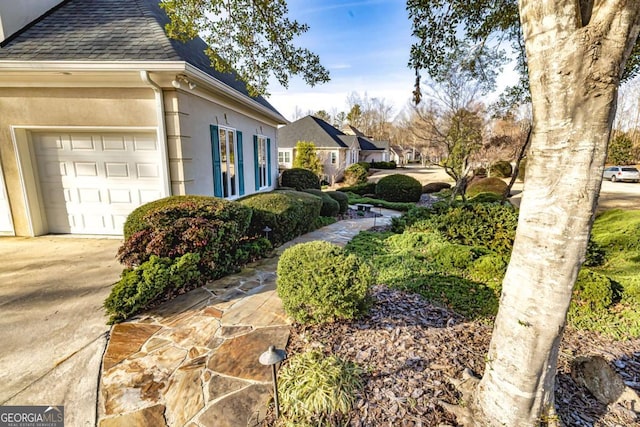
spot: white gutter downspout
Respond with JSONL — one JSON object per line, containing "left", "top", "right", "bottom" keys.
{"left": 140, "top": 70, "right": 172, "bottom": 197}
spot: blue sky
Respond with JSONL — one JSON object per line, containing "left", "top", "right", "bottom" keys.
{"left": 267, "top": 0, "right": 416, "bottom": 121}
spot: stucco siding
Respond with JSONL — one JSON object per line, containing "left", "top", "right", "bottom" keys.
{"left": 172, "top": 90, "right": 278, "bottom": 198}
{"left": 0, "top": 87, "right": 157, "bottom": 235}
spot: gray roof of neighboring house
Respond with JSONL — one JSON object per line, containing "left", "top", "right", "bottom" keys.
{"left": 342, "top": 125, "right": 371, "bottom": 138}
{"left": 278, "top": 115, "right": 350, "bottom": 149}
{"left": 356, "top": 136, "right": 383, "bottom": 151}
{"left": 278, "top": 115, "right": 386, "bottom": 151}
{"left": 0, "top": 0, "right": 280, "bottom": 115}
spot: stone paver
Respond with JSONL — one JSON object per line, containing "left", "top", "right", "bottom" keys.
{"left": 98, "top": 211, "right": 399, "bottom": 426}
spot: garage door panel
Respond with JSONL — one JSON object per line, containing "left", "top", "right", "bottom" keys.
{"left": 133, "top": 135, "right": 157, "bottom": 151}
{"left": 33, "top": 131, "right": 162, "bottom": 235}
{"left": 70, "top": 135, "right": 97, "bottom": 151}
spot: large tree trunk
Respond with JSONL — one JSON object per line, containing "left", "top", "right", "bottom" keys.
{"left": 470, "top": 2, "right": 640, "bottom": 426}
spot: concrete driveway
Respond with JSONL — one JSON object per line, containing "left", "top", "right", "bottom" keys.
{"left": 0, "top": 236, "right": 122, "bottom": 426}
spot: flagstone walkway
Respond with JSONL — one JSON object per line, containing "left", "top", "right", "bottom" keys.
{"left": 97, "top": 210, "right": 399, "bottom": 427}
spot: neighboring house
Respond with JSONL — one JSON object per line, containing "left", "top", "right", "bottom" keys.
{"left": 342, "top": 125, "right": 389, "bottom": 163}
{"left": 389, "top": 144, "right": 416, "bottom": 165}
{"left": 277, "top": 116, "right": 385, "bottom": 183}
{"left": 0, "top": 0, "right": 287, "bottom": 237}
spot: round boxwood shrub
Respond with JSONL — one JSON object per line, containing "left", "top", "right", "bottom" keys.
{"left": 118, "top": 196, "right": 254, "bottom": 279}
{"left": 239, "top": 191, "right": 321, "bottom": 246}
{"left": 466, "top": 177, "right": 508, "bottom": 198}
{"left": 473, "top": 167, "right": 487, "bottom": 178}
{"left": 325, "top": 191, "right": 349, "bottom": 214}
{"left": 489, "top": 160, "right": 513, "bottom": 178}
{"left": 281, "top": 168, "right": 321, "bottom": 191}
{"left": 277, "top": 241, "right": 375, "bottom": 324}
{"left": 356, "top": 161, "right": 371, "bottom": 172}
{"left": 343, "top": 163, "right": 369, "bottom": 186}
{"left": 375, "top": 174, "right": 422, "bottom": 202}
{"left": 123, "top": 195, "right": 249, "bottom": 239}
{"left": 301, "top": 189, "right": 340, "bottom": 217}
{"left": 422, "top": 182, "right": 451, "bottom": 194}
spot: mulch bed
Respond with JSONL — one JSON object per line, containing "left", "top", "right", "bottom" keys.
{"left": 264, "top": 286, "right": 640, "bottom": 426}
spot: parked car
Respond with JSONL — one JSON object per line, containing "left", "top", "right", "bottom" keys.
{"left": 603, "top": 166, "right": 640, "bottom": 182}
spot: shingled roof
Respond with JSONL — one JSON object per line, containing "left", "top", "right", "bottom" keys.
{"left": 0, "top": 0, "right": 279, "bottom": 114}
{"left": 278, "top": 115, "right": 351, "bottom": 149}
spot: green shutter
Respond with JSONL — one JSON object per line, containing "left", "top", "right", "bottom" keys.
{"left": 237, "top": 131, "right": 245, "bottom": 196}
{"left": 210, "top": 125, "right": 222, "bottom": 197}
{"left": 267, "top": 138, "right": 272, "bottom": 186}
{"left": 253, "top": 135, "right": 260, "bottom": 191}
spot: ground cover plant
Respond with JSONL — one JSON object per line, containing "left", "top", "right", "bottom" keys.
{"left": 349, "top": 203, "right": 640, "bottom": 339}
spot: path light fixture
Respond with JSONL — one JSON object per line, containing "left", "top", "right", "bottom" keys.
{"left": 263, "top": 226, "right": 272, "bottom": 240}
{"left": 259, "top": 345, "right": 287, "bottom": 418}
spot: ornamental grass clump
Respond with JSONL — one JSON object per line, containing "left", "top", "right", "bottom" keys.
{"left": 277, "top": 241, "right": 375, "bottom": 324}
{"left": 278, "top": 350, "right": 363, "bottom": 425}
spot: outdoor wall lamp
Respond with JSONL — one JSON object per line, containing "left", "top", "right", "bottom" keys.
{"left": 171, "top": 75, "right": 197, "bottom": 90}
{"left": 259, "top": 345, "right": 287, "bottom": 418}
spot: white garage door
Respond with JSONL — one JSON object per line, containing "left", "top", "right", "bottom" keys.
{"left": 32, "top": 132, "right": 164, "bottom": 235}
{"left": 0, "top": 165, "right": 14, "bottom": 235}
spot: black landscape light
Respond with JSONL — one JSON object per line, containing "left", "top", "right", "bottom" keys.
{"left": 259, "top": 345, "right": 287, "bottom": 418}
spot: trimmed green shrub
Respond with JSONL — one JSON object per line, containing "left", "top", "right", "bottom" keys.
{"left": 118, "top": 196, "right": 253, "bottom": 279}
{"left": 343, "top": 163, "right": 369, "bottom": 186}
{"left": 466, "top": 177, "right": 508, "bottom": 198}
{"left": 423, "top": 182, "right": 451, "bottom": 194}
{"left": 337, "top": 181, "right": 377, "bottom": 195}
{"left": 104, "top": 253, "right": 201, "bottom": 323}
{"left": 356, "top": 161, "right": 371, "bottom": 172}
{"left": 375, "top": 174, "right": 422, "bottom": 202}
{"left": 489, "top": 160, "right": 513, "bottom": 178}
{"left": 325, "top": 191, "right": 349, "bottom": 214}
{"left": 277, "top": 241, "right": 375, "bottom": 324}
{"left": 239, "top": 191, "right": 322, "bottom": 246}
{"left": 371, "top": 161, "right": 397, "bottom": 169}
{"left": 473, "top": 167, "right": 487, "bottom": 178}
{"left": 122, "top": 195, "right": 250, "bottom": 240}
{"left": 346, "top": 193, "right": 416, "bottom": 211}
{"left": 468, "top": 192, "right": 506, "bottom": 204}
{"left": 279, "top": 350, "right": 363, "bottom": 425}
{"left": 301, "top": 189, "right": 340, "bottom": 217}
{"left": 312, "top": 216, "right": 338, "bottom": 229}
{"left": 280, "top": 168, "right": 321, "bottom": 190}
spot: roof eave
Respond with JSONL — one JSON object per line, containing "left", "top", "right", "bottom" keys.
{"left": 185, "top": 63, "right": 288, "bottom": 125}
{"left": 0, "top": 60, "right": 288, "bottom": 124}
